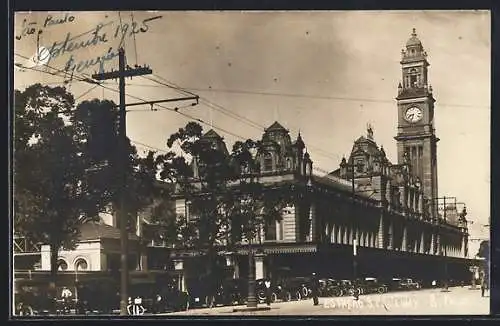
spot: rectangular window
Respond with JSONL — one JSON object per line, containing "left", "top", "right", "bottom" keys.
{"left": 277, "top": 220, "right": 284, "bottom": 241}
{"left": 418, "top": 146, "right": 423, "bottom": 178}
{"left": 264, "top": 156, "right": 273, "bottom": 172}
{"left": 265, "top": 220, "right": 276, "bottom": 241}
{"left": 356, "top": 160, "right": 364, "bottom": 172}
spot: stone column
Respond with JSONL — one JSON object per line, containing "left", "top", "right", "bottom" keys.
{"left": 402, "top": 226, "right": 407, "bottom": 252}
{"left": 399, "top": 186, "right": 407, "bottom": 211}
{"left": 418, "top": 194, "right": 424, "bottom": 216}
{"left": 419, "top": 231, "right": 425, "bottom": 254}
{"left": 225, "top": 253, "right": 239, "bottom": 279}
{"left": 173, "top": 258, "right": 187, "bottom": 292}
{"left": 139, "top": 254, "right": 148, "bottom": 272}
{"left": 430, "top": 233, "right": 436, "bottom": 254}
{"left": 461, "top": 236, "right": 466, "bottom": 257}
{"left": 436, "top": 234, "right": 441, "bottom": 255}
{"left": 377, "top": 215, "right": 385, "bottom": 249}
{"left": 388, "top": 222, "right": 394, "bottom": 250}
{"left": 409, "top": 188, "right": 414, "bottom": 212}
{"left": 254, "top": 253, "right": 266, "bottom": 280}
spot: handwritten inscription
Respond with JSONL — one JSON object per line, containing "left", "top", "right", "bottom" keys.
{"left": 16, "top": 19, "right": 42, "bottom": 40}
{"left": 64, "top": 46, "right": 119, "bottom": 74}
{"left": 18, "top": 14, "right": 163, "bottom": 76}
{"left": 44, "top": 13, "right": 76, "bottom": 28}
{"left": 41, "top": 23, "right": 109, "bottom": 63}
{"left": 114, "top": 15, "right": 163, "bottom": 48}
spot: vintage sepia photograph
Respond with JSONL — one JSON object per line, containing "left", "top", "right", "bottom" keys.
{"left": 12, "top": 10, "right": 490, "bottom": 317}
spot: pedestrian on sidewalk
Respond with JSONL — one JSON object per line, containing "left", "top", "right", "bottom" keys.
{"left": 311, "top": 273, "right": 319, "bottom": 306}
{"left": 264, "top": 279, "right": 272, "bottom": 306}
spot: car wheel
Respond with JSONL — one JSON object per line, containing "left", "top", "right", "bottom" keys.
{"left": 302, "top": 287, "right": 308, "bottom": 298}
{"left": 257, "top": 290, "right": 266, "bottom": 302}
{"left": 296, "top": 291, "right": 302, "bottom": 300}
{"left": 271, "top": 293, "right": 278, "bottom": 303}
{"left": 333, "top": 288, "right": 342, "bottom": 297}
{"left": 377, "top": 287, "right": 385, "bottom": 294}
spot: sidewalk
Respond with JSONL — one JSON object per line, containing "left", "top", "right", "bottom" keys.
{"left": 164, "top": 287, "right": 489, "bottom": 316}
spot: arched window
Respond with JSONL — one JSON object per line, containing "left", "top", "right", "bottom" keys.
{"left": 57, "top": 259, "right": 68, "bottom": 271}
{"left": 409, "top": 68, "right": 418, "bottom": 87}
{"left": 74, "top": 258, "right": 88, "bottom": 271}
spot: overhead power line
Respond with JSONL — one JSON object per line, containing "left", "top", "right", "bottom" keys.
{"left": 141, "top": 74, "right": 344, "bottom": 163}
{"left": 122, "top": 81, "right": 490, "bottom": 110}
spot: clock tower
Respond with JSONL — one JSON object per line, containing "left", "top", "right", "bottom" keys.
{"left": 395, "top": 28, "right": 439, "bottom": 212}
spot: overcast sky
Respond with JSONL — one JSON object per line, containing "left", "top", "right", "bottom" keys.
{"left": 14, "top": 10, "right": 490, "bottom": 256}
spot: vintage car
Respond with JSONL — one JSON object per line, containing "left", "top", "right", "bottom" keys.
{"left": 74, "top": 278, "right": 120, "bottom": 314}
{"left": 399, "top": 278, "right": 421, "bottom": 290}
{"left": 360, "top": 277, "right": 388, "bottom": 294}
{"left": 14, "top": 279, "right": 55, "bottom": 316}
{"left": 281, "top": 277, "right": 312, "bottom": 300}
{"left": 337, "top": 279, "right": 362, "bottom": 296}
{"left": 216, "top": 278, "right": 247, "bottom": 306}
{"left": 387, "top": 277, "right": 420, "bottom": 291}
{"left": 186, "top": 276, "right": 247, "bottom": 308}
{"left": 256, "top": 278, "right": 292, "bottom": 303}
{"left": 130, "top": 280, "right": 189, "bottom": 313}
{"left": 318, "top": 278, "right": 344, "bottom": 297}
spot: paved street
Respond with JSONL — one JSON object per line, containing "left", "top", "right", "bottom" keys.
{"left": 164, "top": 287, "right": 489, "bottom": 316}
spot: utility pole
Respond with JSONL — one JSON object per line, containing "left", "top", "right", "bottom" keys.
{"left": 92, "top": 48, "right": 199, "bottom": 316}
{"left": 92, "top": 48, "right": 152, "bottom": 316}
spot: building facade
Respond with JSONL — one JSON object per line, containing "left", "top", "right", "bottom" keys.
{"left": 146, "top": 29, "right": 472, "bottom": 291}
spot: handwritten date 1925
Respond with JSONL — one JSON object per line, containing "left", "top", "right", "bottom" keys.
{"left": 114, "top": 15, "right": 163, "bottom": 46}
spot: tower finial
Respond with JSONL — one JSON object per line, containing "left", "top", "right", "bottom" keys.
{"left": 412, "top": 28, "right": 417, "bottom": 36}
{"left": 367, "top": 123, "right": 374, "bottom": 140}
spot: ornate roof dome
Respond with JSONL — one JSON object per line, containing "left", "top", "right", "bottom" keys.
{"left": 406, "top": 28, "right": 422, "bottom": 47}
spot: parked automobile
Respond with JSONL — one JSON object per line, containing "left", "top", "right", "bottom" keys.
{"left": 76, "top": 278, "right": 120, "bottom": 314}
{"left": 185, "top": 276, "right": 218, "bottom": 308}
{"left": 280, "top": 277, "right": 311, "bottom": 300}
{"left": 399, "top": 278, "right": 421, "bottom": 290}
{"left": 338, "top": 279, "right": 360, "bottom": 296}
{"left": 216, "top": 278, "right": 247, "bottom": 306}
{"left": 256, "top": 278, "right": 292, "bottom": 303}
{"left": 361, "top": 277, "right": 388, "bottom": 294}
{"left": 14, "top": 280, "right": 54, "bottom": 315}
{"left": 318, "top": 278, "right": 344, "bottom": 297}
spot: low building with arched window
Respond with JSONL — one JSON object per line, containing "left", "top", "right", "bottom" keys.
{"left": 39, "top": 221, "right": 140, "bottom": 272}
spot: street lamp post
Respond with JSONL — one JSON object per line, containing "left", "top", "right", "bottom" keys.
{"left": 247, "top": 234, "right": 257, "bottom": 308}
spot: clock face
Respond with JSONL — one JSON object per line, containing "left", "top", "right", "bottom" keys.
{"left": 404, "top": 107, "right": 423, "bottom": 123}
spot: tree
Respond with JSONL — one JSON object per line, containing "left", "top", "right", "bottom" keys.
{"left": 477, "top": 240, "right": 490, "bottom": 259}
{"left": 229, "top": 139, "right": 292, "bottom": 307}
{"left": 72, "top": 98, "right": 164, "bottom": 268}
{"left": 154, "top": 122, "right": 234, "bottom": 291}
{"left": 154, "top": 123, "right": 292, "bottom": 307}
{"left": 14, "top": 86, "right": 162, "bottom": 297}
{"left": 14, "top": 84, "right": 91, "bottom": 293}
